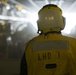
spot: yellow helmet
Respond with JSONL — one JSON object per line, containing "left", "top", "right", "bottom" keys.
{"left": 37, "top": 4, "right": 65, "bottom": 34}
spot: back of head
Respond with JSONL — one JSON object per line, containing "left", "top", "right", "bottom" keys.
{"left": 37, "top": 4, "right": 65, "bottom": 34}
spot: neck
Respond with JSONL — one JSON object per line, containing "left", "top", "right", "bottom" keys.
{"left": 40, "top": 31, "right": 61, "bottom": 35}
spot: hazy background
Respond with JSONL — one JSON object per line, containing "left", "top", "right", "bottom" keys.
{"left": 0, "top": 0, "right": 76, "bottom": 75}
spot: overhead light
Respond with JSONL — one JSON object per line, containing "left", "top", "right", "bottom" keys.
{"left": 1, "top": 21, "right": 6, "bottom": 26}
{"left": 6, "top": 36, "right": 12, "bottom": 41}
{"left": 0, "top": 0, "right": 7, "bottom": 4}
{"left": 15, "top": 4, "right": 23, "bottom": 10}
{"left": 6, "top": 5, "right": 10, "bottom": 10}
{"left": 21, "top": 9, "right": 26, "bottom": 14}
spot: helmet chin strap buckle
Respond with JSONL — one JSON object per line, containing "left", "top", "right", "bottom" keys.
{"left": 38, "top": 27, "right": 62, "bottom": 34}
